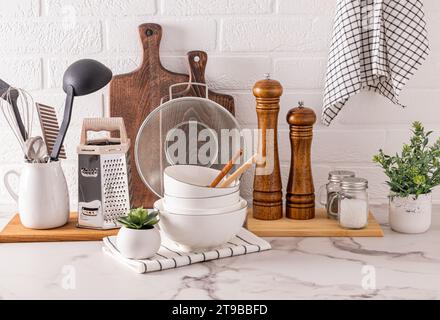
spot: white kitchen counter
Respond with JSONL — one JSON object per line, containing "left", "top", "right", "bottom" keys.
{"left": 0, "top": 204, "right": 439, "bottom": 300}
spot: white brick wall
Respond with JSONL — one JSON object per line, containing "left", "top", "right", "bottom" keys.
{"left": 1, "top": 0, "right": 440, "bottom": 209}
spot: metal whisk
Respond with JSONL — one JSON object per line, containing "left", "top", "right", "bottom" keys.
{"left": 0, "top": 84, "right": 47, "bottom": 162}
{"left": 0, "top": 85, "right": 34, "bottom": 142}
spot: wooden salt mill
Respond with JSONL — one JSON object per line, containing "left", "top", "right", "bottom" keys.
{"left": 252, "top": 75, "right": 283, "bottom": 220}
{"left": 286, "top": 102, "right": 316, "bottom": 220}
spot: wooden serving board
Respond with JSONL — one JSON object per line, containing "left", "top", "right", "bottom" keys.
{"left": 110, "top": 23, "right": 235, "bottom": 209}
{"left": 246, "top": 208, "right": 384, "bottom": 237}
{"left": 0, "top": 209, "right": 381, "bottom": 243}
{"left": 0, "top": 213, "right": 118, "bottom": 243}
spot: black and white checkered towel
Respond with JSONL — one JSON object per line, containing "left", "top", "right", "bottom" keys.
{"left": 322, "top": 0, "right": 429, "bottom": 125}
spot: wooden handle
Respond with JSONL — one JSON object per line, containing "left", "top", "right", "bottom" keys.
{"left": 186, "top": 51, "right": 208, "bottom": 98}
{"left": 138, "top": 23, "right": 162, "bottom": 64}
{"left": 188, "top": 51, "right": 207, "bottom": 83}
{"left": 80, "top": 117, "right": 128, "bottom": 145}
{"left": 220, "top": 154, "right": 257, "bottom": 188}
{"left": 209, "top": 149, "right": 243, "bottom": 187}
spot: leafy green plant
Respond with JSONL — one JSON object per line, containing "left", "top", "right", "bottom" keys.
{"left": 373, "top": 121, "right": 440, "bottom": 199}
{"left": 117, "top": 207, "right": 160, "bottom": 230}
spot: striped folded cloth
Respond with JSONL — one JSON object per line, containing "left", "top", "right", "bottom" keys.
{"left": 322, "top": 0, "right": 429, "bottom": 125}
{"left": 102, "top": 228, "right": 271, "bottom": 274}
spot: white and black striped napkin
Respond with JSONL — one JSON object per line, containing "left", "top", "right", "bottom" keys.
{"left": 322, "top": 0, "right": 429, "bottom": 125}
{"left": 102, "top": 228, "right": 271, "bottom": 274}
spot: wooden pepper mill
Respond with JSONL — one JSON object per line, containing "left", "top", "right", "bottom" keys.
{"left": 252, "top": 75, "right": 283, "bottom": 220}
{"left": 286, "top": 102, "right": 316, "bottom": 220}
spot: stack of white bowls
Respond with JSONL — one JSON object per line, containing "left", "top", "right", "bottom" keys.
{"left": 154, "top": 165, "right": 247, "bottom": 251}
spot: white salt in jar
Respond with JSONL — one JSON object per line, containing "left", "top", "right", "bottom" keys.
{"left": 329, "top": 177, "right": 369, "bottom": 229}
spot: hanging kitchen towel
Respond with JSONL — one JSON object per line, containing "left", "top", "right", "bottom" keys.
{"left": 102, "top": 228, "right": 271, "bottom": 274}
{"left": 322, "top": 0, "right": 429, "bottom": 125}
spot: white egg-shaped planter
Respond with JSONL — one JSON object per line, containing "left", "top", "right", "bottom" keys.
{"left": 389, "top": 193, "right": 432, "bottom": 234}
{"left": 116, "top": 226, "right": 161, "bottom": 259}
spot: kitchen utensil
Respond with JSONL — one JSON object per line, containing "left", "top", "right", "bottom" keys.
{"left": 0, "top": 85, "right": 34, "bottom": 150}
{"left": 110, "top": 23, "right": 235, "bottom": 208}
{"left": 286, "top": 101, "right": 317, "bottom": 220}
{"left": 22, "top": 136, "right": 49, "bottom": 163}
{"left": 163, "top": 196, "right": 243, "bottom": 215}
{"left": 154, "top": 198, "right": 247, "bottom": 250}
{"left": 163, "top": 165, "right": 239, "bottom": 198}
{"left": 77, "top": 117, "right": 132, "bottom": 230}
{"left": 209, "top": 149, "right": 242, "bottom": 187}
{"left": 220, "top": 153, "right": 257, "bottom": 188}
{"left": 135, "top": 82, "right": 243, "bottom": 198}
{"left": 51, "top": 59, "right": 112, "bottom": 161}
{"left": 252, "top": 75, "right": 283, "bottom": 220}
{"left": 3, "top": 161, "right": 69, "bottom": 229}
{"left": 163, "top": 191, "right": 241, "bottom": 213}
{"left": 0, "top": 79, "right": 29, "bottom": 140}
{"left": 36, "top": 103, "right": 66, "bottom": 159}
{"left": 0, "top": 213, "right": 118, "bottom": 243}
{"left": 318, "top": 170, "right": 356, "bottom": 219}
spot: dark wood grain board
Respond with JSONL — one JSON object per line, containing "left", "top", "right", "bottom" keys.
{"left": 110, "top": 23, "right": 235, "bottom": 208}
{"left": 160, "top": 51, "right": 235, "bottom": 113}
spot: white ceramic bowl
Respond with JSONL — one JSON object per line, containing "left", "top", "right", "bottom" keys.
{"left": 163, "top": 196, "right": 244, "bottom": 215}
{"left": 154, "top": 198, "right": 247, "bottom": 251}
{"left": 163, "top": 190, "right": 240, "bottom": 212}
{"left": 164, "top": 165, "right": 240, "bottom": 198}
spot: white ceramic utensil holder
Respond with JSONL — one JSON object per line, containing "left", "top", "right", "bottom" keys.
{"left": 4, "top": 161, "right": 70, "bottom": 229}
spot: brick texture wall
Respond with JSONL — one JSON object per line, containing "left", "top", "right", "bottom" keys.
{"left": 1, "top": 0, "right": 439, "bottom": 209}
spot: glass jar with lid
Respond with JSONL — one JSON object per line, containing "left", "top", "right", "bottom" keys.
{"left": 318, "top": 170, "right": 355, "bottom": 219}
{"left": 329, "top": 177, "right": 369, "bottom": 229}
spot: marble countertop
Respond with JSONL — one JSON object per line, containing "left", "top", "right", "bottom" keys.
{"left": 0, "top": 204, "right": 439, "bottom": 300}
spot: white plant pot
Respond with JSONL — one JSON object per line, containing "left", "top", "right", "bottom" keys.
{"left": 389, "top": 193, "right": 432, "bottom": 234}
{"left": 116, "top": 226, "right": 161, "bottom": 259}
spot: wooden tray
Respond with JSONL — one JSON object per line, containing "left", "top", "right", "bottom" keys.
{"left": 0, "top": 208, "right": 384, "bottom": 243}
{"left": 0, "top": 213, "right": 118, "bottom": 243}
{"left": 246, "top": 208, "right": 384, "bottom": 237}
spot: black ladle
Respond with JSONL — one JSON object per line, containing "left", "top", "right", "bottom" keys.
{"left": 50, "top": 59, "right": 112, "bottom": 161}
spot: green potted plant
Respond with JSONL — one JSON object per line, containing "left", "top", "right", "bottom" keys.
{"left": 373, "top": 121, "right": 440, "bottom": 233}
{"left": 116, "top": 207, "right": 161, "bottom": 259}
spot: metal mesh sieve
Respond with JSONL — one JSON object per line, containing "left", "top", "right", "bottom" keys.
{"left": 135, "top": 83, "right": 243, "bottom": 197}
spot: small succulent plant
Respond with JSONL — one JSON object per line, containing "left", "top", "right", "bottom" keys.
{"left": 117, "top": 207, "right": 160, "bottom": 230}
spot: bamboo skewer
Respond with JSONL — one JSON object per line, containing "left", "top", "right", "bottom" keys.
{"left": 220, "top": 153, "right": 258, "bottom": 188}
{"left": 209, "top": 149, "right": 243, "bottom": 187}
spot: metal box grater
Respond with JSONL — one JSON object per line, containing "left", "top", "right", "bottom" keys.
{"left": 77, "top": 118, "right": 132, "bottom": 229}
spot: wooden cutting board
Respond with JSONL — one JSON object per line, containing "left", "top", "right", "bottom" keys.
{"left": 0, "top": 209, "right": 383, "bottom": 243}
{"left": 110, "top": 23, "right": 235, "bottom": 208}
{"left": 246, "top": 208, "right": 384, "bottom": 237}
{"left": 0, "top": 213, "right": 118, "bottom": 243}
